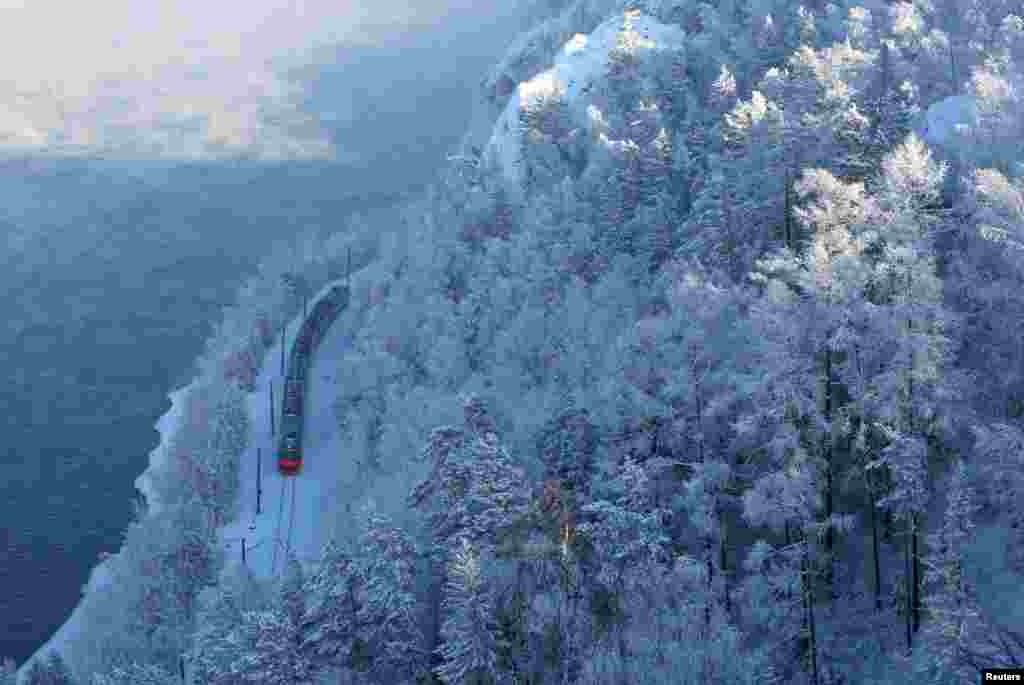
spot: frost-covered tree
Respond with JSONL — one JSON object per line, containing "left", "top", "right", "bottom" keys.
{"left": 949, "top": 168, "right": 1024, "bottom": 423}
{"left": 970, "top": 422, "right": 1024, "bottom": 569}
{"left": 758, "top": 43, "right": 873, "bottom": 179}
{"left": 742, "top": 446, "right": 824, "bottom": 685}
{"left": 91, "top": 662, "right": 177, "bottom": 685}
{"left": 230, "top": 606, "right": 314, "bottom": 685}
{"left": 738, "top": 539, "right": 805, "bottom": 680}
{"left": 409, "top": 396, "right": 532, "bottom": 558}
{"left": 576, "top": 454, "right": 671, "bottom": 683}
{"left": 609, "top": 259, "right": 754, "bottom": 627}
{"left": 869, "top": 425, "right": 930, "bottom": 651}
{"left": 720, "top": 89, "right": 789, "bottom": 259}
{"left": 189, "top": 565, "right": 268, "bottom": 685}
{"left": 109, "top": 499, "right": 222, "bottom": 672}
{"left": 917, "top": 460, "right": 981, "bottom": 684}
{"left": 352, "top": 501, "right": 426, "bottom": 684}
{"left": 859, "top": 135, "right": 957, "bottom": 648}
{"left": 300, "top": 541, "right": 362, "bottom": 674}
{"left": 536, "top": 404, "right": 598, "bottom": 499}
{"left": 24, "top": 652, "right": 75, "bottom": 685}
{"left": 0, "top": 658, "right": 15, "bottom": 685}
{"left": 165, "top": 380, "right": 247, "bottom": 522}
{"left": 409, "top": 397, "right": 532, "bottom": 682}
{"left": 279, "top": 554, "right": 306, "bottom": 633}
{"left": 435, "top": 538, "right": 502, "bottom": 685}
{"left": 742, "top": 167, "right": 875, "bottom": 602}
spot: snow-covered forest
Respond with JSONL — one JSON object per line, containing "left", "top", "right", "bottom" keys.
{"left": 8, "top": 0, "right": 1024, "bottom": 682}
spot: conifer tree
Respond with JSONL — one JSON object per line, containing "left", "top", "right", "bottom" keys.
{"left": 91, "top": 662, "right": 177, "bottom": 685}
{"left": 918, "top": 460, "right": 980, "bottom": 684}
{"left": 231, "top": 606, "right": 314, "bottom": 685}
{"left": 435, "top": 538, "right": 501, "bottom": 685}
{"left": 300, "top": 541, "right": 362, "bottom": 673}
{"left": 24, "top": 652, "right": 75, "bottom": 685}
{"left": 352, "top": 501, "right": 426, "bottom": 683}
{"left": 0, "top": 658, "right": 15, "bottom": 685}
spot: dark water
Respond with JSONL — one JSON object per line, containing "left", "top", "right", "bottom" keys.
{"left": 0, "top": 160, "right": 415, "bottom": 664}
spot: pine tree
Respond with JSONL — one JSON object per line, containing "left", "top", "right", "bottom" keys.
{"left": 300, "top": 540, "right": 361, "bottom": 673}
{"left": 189, "top": 566, "right": 267, "bottom": 685}
{"left": 435, "top": 538, "right": 501, "bottom": 685}
{"left": 24, "top": 652, "right": 75, "bottom": 685}
{"left": 231, "top": 606, "right": 313, "bottom": 685}
{"left": 91, "top": 662, "right": 177, "bottom": 685}
{"left": 870, "top": 426, "right": 930, "bottom": 652}
{"left": 0, "top": 658, "right": 15, "bottom": 685}
{"left": 952, "top": 168, "right": 1024, "bottom": 423}
{"left": 860, "top": 135, "right": 956, "bottom": 648}
{"left": 918, "top": 460, "right": 980, "bottom": 684}
{"left": 536, "top": 405, "right": 597, "bottom": 499}
{"left": 409, "top": 395, "right": 531, "bottom": 559}
{"left": 577, "top": 455, "right": 672, "bottom": 683}
{"left": 719, "top": 89, "right": 788, "bottom": 268}
{"left": 742, "top": 166, "right": 875, "bottom": 606}
{"left": 739, "top": 539, "right": 805, "bottom": 679}
{"left": 742, "top": 447, "right": 823, "bottom": 685}
{"left": 353, "top": 502, "right": 426, "bottom": 684}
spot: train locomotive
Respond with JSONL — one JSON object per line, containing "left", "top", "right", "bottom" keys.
{"left": 278, "top": 284, "right": 350, "bottom": 474}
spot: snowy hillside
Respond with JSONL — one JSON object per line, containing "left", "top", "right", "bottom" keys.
{"left": 485, "top": 10, "right": 684, "bottom": 186}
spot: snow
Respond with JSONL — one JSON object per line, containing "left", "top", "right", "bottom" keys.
{"left": 484, "top": 11, "right": 685, "bottom": 185}
{"left": 918, "top": 95, "right": 979, "bottom": 151}
{"left": 19, "top": 278, "right": 354, "bottom": 683}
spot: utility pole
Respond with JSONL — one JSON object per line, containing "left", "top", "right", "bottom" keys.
{"left": 242, "top": 537, "right": 247, "bottom": 566}
{"left": 280, "top": 321, "right": 286, "bottom": 376}
{"left": 269, "top": 380, "right": 275, "bottom": 437}
{"left": 256, "top": 448, "right": 263, "bottom": 515}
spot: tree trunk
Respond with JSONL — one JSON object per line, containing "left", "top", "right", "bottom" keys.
{"left": 802, "top": 542, "right": 820, "bottom": 685}
{"left": 868, "top": 475, "right": 883, "bottom": 612}
{"left": 696, "top": 370, "right": 715, "bottom": 634}
{"left": 705, "top": 533, "right": 714, "bottom": 635}
{"left": 912, "top": 513, "right": 921, "bottom": 635}
{"left": 823, "top": 345, "right": 835, "bottom": 595}
{"left": 720, "top": 522, "right": 731, "bottom": 618}
{"left": 905, "top": 523, "right": 913, "bottom": 653}
{"left": 784, "top": 167, "right": 792, "bottom": 250}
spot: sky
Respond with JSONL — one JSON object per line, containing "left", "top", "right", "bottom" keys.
{"left": 0, "top": 0, "right": 530, "bottom": 161}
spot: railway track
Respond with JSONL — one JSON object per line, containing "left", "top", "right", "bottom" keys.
{"left": 271, "top": 281, "right": 350, "bottom": 574}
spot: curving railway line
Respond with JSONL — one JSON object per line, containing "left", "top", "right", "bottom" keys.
{"left": 278, "top": 283, "right": 350, "bottom": 475}
{"left": 270, "top": 282, "right": 350, "bottom": 572}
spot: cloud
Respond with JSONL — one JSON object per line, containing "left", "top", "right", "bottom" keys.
{"left": 0, "top": 0, "right": 523, "bottom": 160}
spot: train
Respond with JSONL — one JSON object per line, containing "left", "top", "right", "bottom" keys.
{"left": 278, "top": 283, "right": 350, "bottom": 474}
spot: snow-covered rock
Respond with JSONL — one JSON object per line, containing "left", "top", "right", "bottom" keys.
{"left": 484, "top": 10, "right": 684, "bottom": 186}
{"left": 917, "top": 95, "right": 978, "bottom": 152}
{"left": 133, "top": 382, "right": 197, "bottom": 517}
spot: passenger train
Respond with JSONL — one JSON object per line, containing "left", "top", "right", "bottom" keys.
{"left": 278, "top": 283, "right": 350, "bottom": 474}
